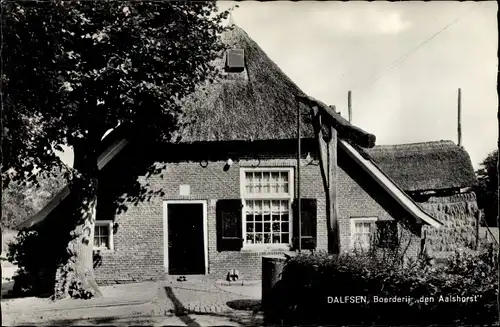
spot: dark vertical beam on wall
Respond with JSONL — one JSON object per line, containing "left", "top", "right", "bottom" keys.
{"left": 328, "top": 126, "right": 339, "bottom": 254}
{"left": 297, "top": 96, "right": 341, "bottom": 254}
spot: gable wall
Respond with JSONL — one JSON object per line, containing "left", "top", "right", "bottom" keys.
{"left": 337, "top": 159, "right": 421, "bottom": 258}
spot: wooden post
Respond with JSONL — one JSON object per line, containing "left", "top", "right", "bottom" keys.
{"left": 297, "top": 99, "right": 302, "bottom": 252}
{"left": 311, "top": 110, "right": 340, "bottom": 254}
{"left": 296, "top": 95, "right": 343, "bottom": 254}
{"left": 458, "top": 88, "right": 462, "bottom": 146}
{"left": 328, "top": 126, "right": 339, "bottom": 253}
{"left": 348, "top": 91, "right": 352, "bottom": 123}
{"left": 262, "top": 255, "right": 287, "bottom": 323}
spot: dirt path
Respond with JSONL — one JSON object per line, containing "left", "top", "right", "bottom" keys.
{"left": 2, "top": 279, "right": 263, "bottom": 326}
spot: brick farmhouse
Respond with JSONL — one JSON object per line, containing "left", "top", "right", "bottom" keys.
{"left": 18, "top": 25, "right": 478, "bottom": 284}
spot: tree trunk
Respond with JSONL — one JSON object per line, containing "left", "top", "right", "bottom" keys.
{"left": 53, "top": 140, "right": 102, "bottom": 299}
{"left": 496, "top": 104, "right": 499, "bottom": 326}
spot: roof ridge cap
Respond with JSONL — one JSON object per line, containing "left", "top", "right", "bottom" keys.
{"left": 373, "top": 140, "right": 457, "bottom": 148}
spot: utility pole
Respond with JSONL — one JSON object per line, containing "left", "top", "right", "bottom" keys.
{"left": 458, "top": 88, "right": 462, "bottom": 147}
{"left": 348, "top": 91, "right": 352, "bottom": 123}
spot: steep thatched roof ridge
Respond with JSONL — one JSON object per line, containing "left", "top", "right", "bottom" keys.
{"left": 366, "top": 140, "right": 476, "bottom": 192}
{"left": 178, "top": 24, "right": 312, "bottom": 143}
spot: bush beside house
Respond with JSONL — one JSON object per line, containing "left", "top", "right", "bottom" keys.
{"left": 267, "top": 246, "right": 498, "bottom": 326}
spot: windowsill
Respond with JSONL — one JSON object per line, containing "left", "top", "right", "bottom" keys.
{"left": 241, "top": 194, "right": 292, "bottom": 199}
{"left": 241, "top": 244, "right": 292, "bottom": 252}
{"left": 93, "top": 247, "right": 114, "bottom": 253}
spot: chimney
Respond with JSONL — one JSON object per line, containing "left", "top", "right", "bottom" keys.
{"left": 458, "top": 88, "right": 462, "bottom": 147}
{"left": 348, "top": 91, "right": 352, "bottom": 123}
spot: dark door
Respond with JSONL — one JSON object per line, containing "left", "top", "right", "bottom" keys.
{"left": 168, "top": 203, "right": 205, "bottom": 275}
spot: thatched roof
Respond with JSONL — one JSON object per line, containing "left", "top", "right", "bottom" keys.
{"left": 178, "top": 24, "right": 378, "bottom": 148}
{"left": 177, "top": 24, "right": 312, "bottom": 142}
{"left": 366, "top": 141, "right": 476, "bottom": 192}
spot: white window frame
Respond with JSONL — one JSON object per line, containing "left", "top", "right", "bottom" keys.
{"left": 94, "top": 220, "right": 114, "bottom": 252}
{"left": 350, "top": 217, "right": 377, "bottom": 251}
{"left": 240, "top": 167, "right": 294, "bottom": 250}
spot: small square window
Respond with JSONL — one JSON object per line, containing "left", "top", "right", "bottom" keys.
{"left": 94, "top": 221, "right": 114, "bottom": 251}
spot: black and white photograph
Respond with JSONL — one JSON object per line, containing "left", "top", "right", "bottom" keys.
{"left": 1, "top": 1, "right": 498, "bottom": 326}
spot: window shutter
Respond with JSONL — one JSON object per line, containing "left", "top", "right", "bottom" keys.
{"left": 292, "top": 198, "right": 317, "bottom": 250}
{"left": 376, "top": 220, "right": 399, "bottom": 250}
{"left": 216, "top": 199, "right": 244, "bottom": 251}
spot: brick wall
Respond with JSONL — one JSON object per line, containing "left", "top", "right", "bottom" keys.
{"left": 94, "top": 140, "right": 424, "bottom": 284}
{"left": 337, "top": 164, "right": 421, "bottom": 259}
{"left": 337, "top": 147, "right": 422, "bottom": 259}
{"left": 95, "top": 153, "right": 328, "bottom": 283}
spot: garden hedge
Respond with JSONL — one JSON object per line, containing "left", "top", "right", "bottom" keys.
{"left": 267, "top": 247, "right": 498, "bottom": 326}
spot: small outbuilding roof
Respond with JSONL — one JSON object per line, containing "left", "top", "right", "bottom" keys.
{"left": 366, "top": 141, "right": 477, "bottom": 192}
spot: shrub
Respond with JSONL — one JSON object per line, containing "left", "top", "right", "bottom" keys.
{"left": 7, "top": 226, "right": 70, "bottom": 297}
{"left": 8, "top": 226, "right": 104, "bottom": 299}
{"left": 7, "top": 229, "right": 41, "bottom": 296}
{"left": 270, "top": 248, "right": 498, "bottom": 326}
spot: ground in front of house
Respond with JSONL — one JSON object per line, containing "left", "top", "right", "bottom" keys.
{"left": 1, "top": 276, "right": 263, "bottom": 326}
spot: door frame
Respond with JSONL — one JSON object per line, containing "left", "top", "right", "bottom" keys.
{"left": 163, "top": 200, "right": 208, "bottom": 275}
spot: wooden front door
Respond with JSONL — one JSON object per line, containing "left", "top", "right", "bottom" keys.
{"left": 167, "top": 203, "right": 205, "bottom": 275}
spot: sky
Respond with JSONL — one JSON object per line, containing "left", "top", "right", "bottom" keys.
{"left": 217, "top": 1, "right": 498, "bottom": 169}
{"left": 59, "top": 1, "right": 498, "bottom": 170}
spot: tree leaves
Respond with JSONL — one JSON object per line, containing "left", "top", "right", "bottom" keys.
{"left": 2, "top": 171, "right": 66, "bottom": 229}
{"left": 474, "top": 149, "right": 498, "bottom": 227}
{"left": 3, "top": 0, "right": 230, "bottom": 182}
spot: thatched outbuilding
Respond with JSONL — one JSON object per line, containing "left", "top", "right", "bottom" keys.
{"left": 367, "top": 141, "right": 479, "bottom": 254}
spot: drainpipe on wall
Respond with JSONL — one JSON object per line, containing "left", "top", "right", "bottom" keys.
{"left": 297, "top": 98, "right": 302, "bottom": 253}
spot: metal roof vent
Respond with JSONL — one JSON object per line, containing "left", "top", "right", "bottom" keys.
{"left": 225, "top": 49, "right": 245, "bottom": 73}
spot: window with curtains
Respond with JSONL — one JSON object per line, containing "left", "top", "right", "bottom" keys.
{"left": 350, "top": 217, "right": 377, "bottom": 251}
{"left": 240, "top": 168, "right": 294, "bottom": 245}
{"left": 94, "top": 220, "right": 114, "bottom": 251}
{"left": 350, "top": 218, "right": 400, "bottom": 251}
